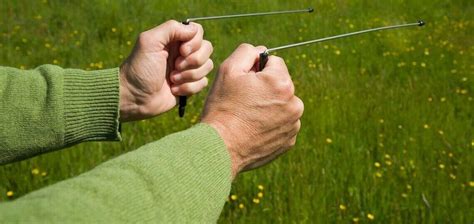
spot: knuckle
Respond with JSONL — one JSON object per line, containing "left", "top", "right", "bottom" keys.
{"left": 204, "top": 40, "right": 214, "bottom": 52}
{"left": 202, "top": 77, "right": 209, "bottom": 87}
{"left": 275, "top": 79, "right": 294, "bottom": 97}
{"left": 165, "top": 20, "right": 180, "bottom": 28}
{"left": 207, "top": 59, "right": 214, "bottom": 71}
{"left": 137, "top": 32, "right": 151, "bottom": 46}
{"left": 238, "top": 43, "right": 254, "bottom": 51}
{"left": 186, "top": 55, "right": 201, "bottom": 66}
{"left": 289, "top": 136, "right": 297, "bottom": 147}
{"left": 181, "top": 83, "right": 193, "bottom": 93}
{"left": 294, "top": 97, "right": 305, "bottom": 118}
{"left": 295, "top": 119, "right": 302, "bottom": 132}
{"left": 195, "top": 23, "right": 204, "bottom": 32}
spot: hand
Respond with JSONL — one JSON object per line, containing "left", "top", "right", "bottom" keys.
{"left": 201, "top": 44, "right": 304, "bottom": 178}
{"left": 119, "top": 20, "right": 213, "bottom": 122}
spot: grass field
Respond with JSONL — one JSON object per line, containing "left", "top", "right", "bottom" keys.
{"left": 1, "top": 0, "right": 473, "bottom": 223}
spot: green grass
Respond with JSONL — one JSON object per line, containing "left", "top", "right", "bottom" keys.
{"left": 1, "top": 0, "right": 473, "bottom": 223}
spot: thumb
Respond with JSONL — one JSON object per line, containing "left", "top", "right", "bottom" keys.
{"left": 144, "top": 20, "right": 198, "bottom": 47}
{"left": 221, "top": 44, "right": 267, "bottom": 74}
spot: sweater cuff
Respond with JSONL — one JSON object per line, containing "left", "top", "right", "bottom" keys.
{"left": 63, "top": 68, "right": 121, "bottom": 145}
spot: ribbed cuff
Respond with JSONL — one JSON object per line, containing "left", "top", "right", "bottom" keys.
{"left": 63, "top": 68, "right": 121, "bottom": 145}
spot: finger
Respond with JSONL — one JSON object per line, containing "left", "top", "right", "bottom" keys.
{"left": 288, "top": 97, "right": 305, "bottom": 121}
{"left": 175, "top": 40, "right": 213, "bottom": 70}
{"left": 260, "top": 55, "right": 289, "bottom": 74}
{"left": 220, "top": 43, "right": 267, "bottom": 74}
{"left": 179, "top": 22, "right": 204, "bottom": 56}
{"left": 141, "top": 20, "right": 198, "bottom": 48}
{"left": 171, "top": 77, "right": 209, "bottom": 96}
{"left": 257, "top": 55, "right": 291, "bottom": 83}
{"left": 171, "top": 59, "right": 214, "bottom": 84}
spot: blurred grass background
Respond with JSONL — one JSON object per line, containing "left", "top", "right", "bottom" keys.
{"left": 1, "top": 0, "right": 473, "bottom": 223}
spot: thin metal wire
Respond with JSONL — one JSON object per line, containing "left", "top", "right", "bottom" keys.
{"left": 185, "top": 8, "right": 313, "bottom": 23}
{"left": 266, "top": 21, "right": 425, "bottom": 54}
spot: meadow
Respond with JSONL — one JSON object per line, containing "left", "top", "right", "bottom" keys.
{"left": 1, "top": 0, "right": 473, "bottom": 223}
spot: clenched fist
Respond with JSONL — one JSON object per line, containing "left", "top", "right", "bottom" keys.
{"left": 119, "top": 20, "right": 213, "bottom": 122}
{"left": 201, "top": 44, "right": 304, "bottom": 178}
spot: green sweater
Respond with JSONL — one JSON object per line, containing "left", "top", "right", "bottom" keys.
{"left": 0, "top": 65, "right": 232, "bottom": 223}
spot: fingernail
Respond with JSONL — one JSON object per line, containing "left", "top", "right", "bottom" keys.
{"left": 173, "top": 74, "right": 182, "bottom": 82}
{"left": 184, "top": 46, "right": 193, "bottom": 56}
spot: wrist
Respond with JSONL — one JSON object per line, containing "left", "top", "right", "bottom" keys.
{"left": 118, "top": 67, "right": 139, "bottom": 122}
{"left": 201, "top": 119, "right": 242, "bottom": 179}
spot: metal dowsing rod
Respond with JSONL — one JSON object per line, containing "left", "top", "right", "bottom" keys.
{"left": 258, "top": 20, "right": 426, "bottom": 71}
{"left": 183, "top": 7, "right": 314, "bottom": 24}
{"left": 178, "top": 7, "right": 314, "bottom": 118}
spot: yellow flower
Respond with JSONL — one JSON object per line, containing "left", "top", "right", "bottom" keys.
{"left": 406, "top": 184, "right": 412, "bottom": 190}
{"left": 439, "top": 164, "right": 445, "bottom": 169}
{"left": 111, "top": 27, "right": 117, "bottom": 32}
{"left": 374, "top": 162, "right": 381, "bottom": 168}
{"left": 385, "top": 160, "right": 392, "bottom": 166}
{"left": 230, "top": 194, "right": 237, "bottom": 201}
{"left": 379, "top": 119, "right": 384, "bottom": 124}
{"left": 367, "top": 213, "right": 375, "bottom": 220}
{"left": 339, "top": 204, "right": 346, "bottom": 211}
{"left": 238, "top": 203, "right": 244, "bottom": 209}
{"left": 41, "top": 171, "right": 47, "bottom": 176}
{"left": 438, "top": 130, "right": 444, "bottom": 135}
{"left": 53, "top": 59, "right": 59, "bottom": 64}
{"left": 127, "top": 41, "right": 132, "bottom": 46}
{"left": 449, "top": 174, "right": 456, "bottom": 179}
{"left": 6, "top": 191, "right": 14, "bottom": 197}
{"left": 257, "top": 185, "right": 264, "bottom": 190}
{"left": 326, "top": 138, "right": 333, "bottom": 144}
{"left": 375, "top": 172, "right": 382, "bottom": 178}
{"left": 401, "top": 193, "right": 408, "bottom": 198}
{"left": 440, "top": 97, "right": 446, "bottom": 102}
{"left": 334, "top": 50, "right": 341, "bottom": 55}
{"left": 31, "top": 168, "right": 40, "bottom": 175}
{"left": 469, "top": 181, "right": 474, "bottom": 187}
{"left": 257, "top": 192, "right": 263, "bottom": 198}
{"left": 45, "top": 43, "right": 51, "bottom": 48}
{"left": 421, "top": 62, "right": 426, "bottom": 67}
{"left": 252, "top": 198, "right": 260, "bottom": 204}
{"left": 423, "top": 124, "right": 430, "bottom": 129}
{"left": 352, "top": 217, "right": 360, "bottom": 222}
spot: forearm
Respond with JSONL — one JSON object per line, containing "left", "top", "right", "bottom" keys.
{"left": 0, "top": 65, "right": 121, "bottom": 164}
{"left": 0, "top": 124, "right": 232, "bottom": 223}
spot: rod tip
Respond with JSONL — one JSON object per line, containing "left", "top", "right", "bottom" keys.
{"left": 308, "top": 7, "right": 314, "bottom": 13}
{"left": 182, "top": 19, "right": 190, "bottom": 25}
{"left": 417, "top": 20, "right": 425, "bottom": 26}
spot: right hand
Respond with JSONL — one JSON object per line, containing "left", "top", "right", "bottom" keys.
{"left": 201, "top": 44, "right": 304, "bottom": 178}
{"left": 119, "top": 20, "right": 213, "bottom": 122}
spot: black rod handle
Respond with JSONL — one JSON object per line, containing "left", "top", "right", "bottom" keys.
{"left": 178, "top": 21, "right": 190, "bottom": 118}
{"left": 258, "top": 52, "right": 269, "bottom": 71}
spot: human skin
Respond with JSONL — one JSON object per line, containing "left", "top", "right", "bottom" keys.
{"left": 119, "top": 20, "right": 213, "bottom": 122}
{"left": 201, "top": 44, "right": 304, "bottom": 178}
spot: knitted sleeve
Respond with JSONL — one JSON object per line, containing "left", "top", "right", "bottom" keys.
{"left": 0, "top": 124, "right": 232, "bottom": 223}
{"left": 0, "top": 65, "right": 121, "bottom": 164}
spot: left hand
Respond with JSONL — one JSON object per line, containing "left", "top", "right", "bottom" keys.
{"left": 119, "top": 20, "right": 213, "bottom": 122}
